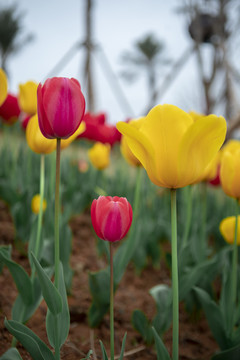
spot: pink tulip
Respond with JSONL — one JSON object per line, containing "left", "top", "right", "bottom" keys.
{"left": 37, "top": 77, "right": 85, "bottom": 139}
{"left": 91, "top": 196, "right": 133, "bottom": 242}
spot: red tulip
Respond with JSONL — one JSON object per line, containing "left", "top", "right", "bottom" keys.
{"left": 37, "top": 77, "right": 85, "bottom": 139}
{"left": 0, "top": 93, "right": 20, "bottom": 125}
{"left": 91, "top": 196, "right": 133, "bottom": 242}
{"left": 78, "top": 112, "right": 122, "bottom": 146}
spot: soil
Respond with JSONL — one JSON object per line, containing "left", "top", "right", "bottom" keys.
{"left": 0, "top": 200, "right": 219, "bottom": 360}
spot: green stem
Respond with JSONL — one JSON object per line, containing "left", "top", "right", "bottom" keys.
{"left": 110, "top": 242, "right": 114, "bottom": 360}
{"left": 31, "top": 154, "right": 45, "bottom": 280}
{"left": 200, "top": 182, "right": 207, "bottom": 260}
{"left": 171, "top": 189, "right": 179, "bottom": 360}
{"left": 54, "top": 139, "right": 61, "bottom": 290}
{"left": 182, "top": 185, "right": 193, "bottom": 248}
{"left": 231, "top": 201, "right": 239, "bottom": 311}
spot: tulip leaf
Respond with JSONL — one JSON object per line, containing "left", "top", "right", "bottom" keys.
{"left": 0, "top": 246, "right": 33, "bottom": 305}
{"left": 179, "top": 258, "right": 216, "bottom": 301}
{"left": 0, "top": 348, "right": 23, "bottom": 360}
{"left": 80, "top": 350, "right": 93, "bottom": 360}
{"left": 99, "top": 340, "right": 109, "bottom": 360}
{"left": 31, "top": 252, "right": 62, "bottom": 315}
{"left": 4, "top": 319, "right": 55, "bottom": 360}
{"left": 211, "top": 343, "right": 240, "bottom": 360}
{"left": 119, "top": 332, "right": 127, "bottom": 360}
{"left": 132, "top": 310, "right": 153, "bottom": 344}
{"left": 150, "top": 284, "right": 172, "bottom": 336}
{"left": 12, "top": 275, "right": 42, "bottom": 323}
{"left": 194, "top": 287, "right": 229, "bottom": 350}
{"left": 152, "top": 327, "right": 171, "bottom": 360}
{"left": 46, "top": 263, "right": 70, "bottom": 349}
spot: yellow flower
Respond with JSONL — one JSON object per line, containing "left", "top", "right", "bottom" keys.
{"left": 0, "top": 69, "right": 7, "bottom": 106}
{"left": 220, "top": 140, "right": 240, "bottom": 199}
{"left": 18, "top": 80, "right": 38, "bottom": 115}
{"left": 26, "top": 114, "right": 56, "bottom": 154}
{"left": 31, "top": 194, "right": 47, "bottom": 214}
{"left": 120, "top": 117, "right": 144, "bottom": 167}
{"left": 61, "top": 121, "right": 86, "bottom": 150}
{"left": 117, "top": 104, "right": 226, "bottom": 189}
{"left": 88, "top": 142, "right": 110, "bottom": 170}
{"left": 189, "top": 110, "right": 205, "bottom": 122}
{"left": 219, "top": 216, "right": 240, "bottom": 245}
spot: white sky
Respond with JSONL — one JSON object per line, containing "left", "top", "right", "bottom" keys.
{"left": 4, "top": 0, "right": 207, "bottom": 124}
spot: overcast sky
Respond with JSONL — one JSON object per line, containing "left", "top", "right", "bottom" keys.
{"left": 4, "top": 0, "right": 205, "bottom": 124}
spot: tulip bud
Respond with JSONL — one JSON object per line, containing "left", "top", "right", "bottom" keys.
{"left": 91, "top": 196, "right": 132, "bottom": 242}
{"left": 18, "top": 80, "right": 38, "bottom": 115}
{"left": 37, "top": 77, "right": 85, "bottom": 139}
{"left": 0, "top": 68, "right": 7, "bottom": 106}
{"left": 88, "top": 142, "right": 111, "bottom": 170}
{"left": 219, "top": 216, "right": 240, "bottom": 245}
{"left": 31, "top": 194, "right": 47, "bottom": 214}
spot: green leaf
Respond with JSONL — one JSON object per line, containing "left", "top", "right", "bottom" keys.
{"left": 212, "top": 343, "right": 240, "bottom": 360}
{"left": 119, "top": 332, "right": 127, "bottom": 360}
{"left": 0, "top": 246, "right": 33, "bottom": 305}
{"left": 152, "top": 327, "right": 171, "bottom": 360}
{"left": 179, "top": 258, "right": 216, "bottom": 301}
{"left": 12, "top": 276, "right": 42, "bottom": 323}
{"left": 99, "top": 340, "right": 109, "bottom": 360}
{"left": 194, "top": 287, "right": 229, "bottom": 350}
{"left": 31, "top": 252, "right": 62, "bottom": 315}
{"left": 132, "top": 310, "right": 153, "bottom": 344}
{"left": 81, "top": 350, "right": 93, "bottom": 360}
{"left": 0, "top": 348, "right": 23, "bottom": 360}
{"left": 4, "top": 319, "right": 55, "bottom": 360}
{"left": 150, "top": 284, "right": 172, "bottom": 336}
{"left": 46, "top": 263, "right": 70, "bottom": 349}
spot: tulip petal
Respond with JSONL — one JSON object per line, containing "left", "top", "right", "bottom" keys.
{"left": 0, "top": 68, "right": 7, "bottom": 106}
{"left": 220, "top": 150, "right": 240, "bottom": 199}
{"left": 220, "top": 216, "right": 240, "bottom": 245}
{"left": 178, "top": 115, "right": 227, "bottom": 187}
{"left": 117, "top": 121, "right": 164, "bottom": 187}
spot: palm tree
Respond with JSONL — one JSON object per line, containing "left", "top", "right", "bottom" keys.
{"left": 120, "top": 33, "right": 169, "bottom": 113}
{"left": 0, "top": 4, "right": 33, "bottom": 75}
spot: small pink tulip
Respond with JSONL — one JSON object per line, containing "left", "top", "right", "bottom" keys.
{"left": 37, "top": 77, "right": 85, "bottom": 139}
{"left": 91, "top": 196, "right": 133, "bottom": 242}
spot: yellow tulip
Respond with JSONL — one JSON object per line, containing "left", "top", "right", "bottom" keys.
{"left": 26, "top": 114, "right": 56, "bottom": 154}
{"left": 120, "top": 117, "right": 144, "bottom": 167}
{"left": 18, "top": 80, "right": 38, "bottom": 115}
{"left": 31, "top": 194, "right": 47, "bottom": 214}
{"left": 88, "top": 142, "right": 110, "bottom": 170}
{"left": 219, "top": 216, "right": 240, "bottom": 245}
{"left": 117, "top": 104, "right": 226, "bottom": 189}
{"left": 220, "top": 140, "right": 240, "bottom": 199}
{"left": 61, "top": 121, "right": 86, "bottom": 150}
{"left": 0, "top": 68, "right": 7, "bottom": 106}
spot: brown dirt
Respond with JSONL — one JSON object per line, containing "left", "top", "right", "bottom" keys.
{"left": 0, "top": 200, "right": 218, "bottom": 360}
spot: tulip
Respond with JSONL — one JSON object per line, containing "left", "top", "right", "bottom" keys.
{"left": 78, "top": 159, "right": 89, "bottom": 173}
{"left": 88, "top": 142, "right": 111, "bottom": 170}
{"left": 31, "top": 194, "right": 47, "bottom": 214}
{"left": 78, "top": 112, "right": 121, "bottom": 146}
{"left": 120, "top": 117, "right": 144, "bottom": 167}
{"left": 26, "top": 114, "right": 56, "bottom": 154}
{"left": 18, "top": 80, "right": 38, "bottom": 115}
{"left": 0, "top": 68, "right": 7, "bottom": 106}
{"left": 91, "top": 196, "right": 133, "bottom": 242}
{"left": 220, "top": 140, "right": 240, "bottom": 199}
{"left": 220, "top": 216, "right": 240, "bottom": 245}
{"left": 91, "top": 195, "right": 132, "bottom": 359}
{"left": 37, "top": 77, "right": 85, "bottom": 139}
{"left": 0, "top": 93, "right": 20, "bottom": 125}
{"left": 117, "top": 104, "right": 227, "bottom": 189}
